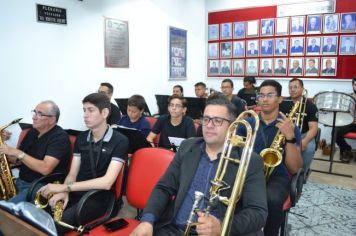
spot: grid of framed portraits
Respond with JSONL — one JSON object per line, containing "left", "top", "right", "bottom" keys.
{"left": 208, "top": 12, "right": 356, "bottom": 77}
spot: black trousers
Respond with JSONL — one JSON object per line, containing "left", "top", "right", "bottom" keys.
{"left": 336, "top": 123, "right": 356, "bottom": 153}
{"left": 264, "top": 175, "right": 290, "bottom": 236}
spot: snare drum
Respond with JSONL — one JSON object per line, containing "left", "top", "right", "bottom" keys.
{"left": 313, "top": 91, "right": 355, "bottom": 127}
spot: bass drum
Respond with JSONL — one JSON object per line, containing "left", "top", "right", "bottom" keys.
{"left": 313, "top": 91, "right": 355, "bottom": 127}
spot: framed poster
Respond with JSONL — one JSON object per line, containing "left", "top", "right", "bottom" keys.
{"left": 208, "top": 24, "right": 219, "bottom": 40}
{"left": 274, "top": 58, "right": 288, "bottom": 76}
{"left": 276, "top": 17, "right": 289, "bottom": 35}
{"left": 246, "top": 39, "right": 259, "bottom": 57}
{"left": 221, "top": 41, "right": 232, "bottom": 58}
{"left": 290, "top": 16, "right": 305, "bottom": 35}
{"left": 104, "top": 17, "right": 129, "bottom": 68}
{"left": 305, "top": 57, "right": 320, "bottom": 76}
{"left": 233, "top": 41, "right": 245, "bottom": 58}
{"left": 306, "top": 37, "right": 321, "bottom": 55}
{"left": 274, "top": 38, "right": 288, "bottom": 56}
{"left": 340, "top": 13, "right": 356, "bottom": 33}
{"left": 232, "top": 59, "right": 244, "bottom": 76}
{"left": 261, "top": 18, "right": 274, "bottom": 37}
{"left": 220, "top": 23, "right": 232, "bottom": 39}
{"left": 289, "top": 57, "right": 304, "bottom": 76}
{"left": 306, "top": 15, "right": 322, "bottom": 34}
{"left": 247, "top": 20, "right": 259, "bottom": 38}
{"left": 322, "top": 36, "right": 338, "bottom": 55}
{"left": 246, "top": 59, "right": 259, "bottom": 76}
{"left": 340, "top": 35, "right": 356, "bottom": 55}
{"left": 233, "top": 22, "right": 245, "bottom": 39}
{"left": 260, "top": 58, "right": 273, "bottom": 76}
{"left": 208, "top": 60, "right": 219, "bottom": 76}
{"left": 290, "top": 37, "right": 305, "bottom": 56}
{"left": 321, "top": 57, "right": 337, "bottom": 76}
{"left": 260, "top": 39, "right": 274, "bottom": 56}
{"left": 208, "top": 42, "right": 219, "bottom": 59}
{"left": 220, "top": 59, "right": 232, "bottom": 75}
{"left": 169, "top": 26, "right": 187, "bottom": 79}
{"left": 323, "top": 14, "right": 339, "bottom": 33}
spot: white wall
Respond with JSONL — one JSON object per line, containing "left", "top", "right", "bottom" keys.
{"left": 205, "top": 0, "right": 352, "bottom": 142}
{"left": 0, "top": 0, "right": 206, "bottom": 146}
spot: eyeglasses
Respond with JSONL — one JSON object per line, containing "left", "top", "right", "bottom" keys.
{"left": 257, "top": 93, "right": 278, "bottom": 100}
{"left": 31, "top": 110, "right": 54, "bottom": 118}
{"left": 201, "top": 116, "right": 230, "bottom": 126}
{"left": 168, "top": 103, "right": 183, "bottom": 109}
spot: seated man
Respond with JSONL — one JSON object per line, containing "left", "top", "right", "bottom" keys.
{"left": 194, "top": 82, "right": 207, "bottom": 98}
{"left": 336, "top": 77, "right": 356, "bottom": 163}
{"left": 118, "top": 94, "right": 151, "bottom": 138}
{"left": 221, "top": 78, "right": 246, "bottom": 116}
{"left": 237, "top": 76, "right": 258, "bottom": 110}
{"left": 37, "top": 93, "right": 129, "bottom": 235}
{"left": 0, "top": 100, "right": 70, "bottom": 203}
{"left": 98, "top": 82, "right": 121, "bottom": 126}
{"left": 131, "top": 94, "right": 267, "bottom": 236}
{"left": 253, "top": 80, "right": 302, "bottom": 236}
{"left": 287, "top": 78, "right": 318, "bottom": 177}
{"left": 146, "top": 95, "right": 196, "bottom": 149}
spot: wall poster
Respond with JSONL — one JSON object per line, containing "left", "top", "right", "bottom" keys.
{"left": 169, "top": 26, "right": 187, "bottom": 79}
{"left": 104, "top": 17, "right": 129, "bottom": 68}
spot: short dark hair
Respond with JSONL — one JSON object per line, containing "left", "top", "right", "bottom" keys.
{"left": 259, "top": 79, "right": 282, "bottom": 96}
{"left": 195, "top": 82, "right": 206, "bottom": 88}
{"left": 289, "top": 78, "right": 304, "bottom": 87}
{"left": 243, "top": 76, "right": 256, "bottom": 84}
{"left": 206, "top": 93, "right": 237, "bottom": 121}
{"left": 352, "top": 77, "right": 356, "bottom": 84}
{"left": 173, "top": 85, "right": 183, "bottom": 93}
{"left": 127, "top": 94, "right": 147, "bottom": 111}
{"left": 168, "top": 94, "right": 187, "bottom": 107}
{"left": 222, "top": 78, "right": 234, "bottom": 88}
{"left": 100, "top": 82, "right": 114, "bottom": 94}
{"left": 82, "top": 93, "right": 111, "bottom": 112}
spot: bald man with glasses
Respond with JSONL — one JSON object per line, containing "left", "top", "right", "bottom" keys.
{"left": 0, "top": 100, "right": 70, "bottom": 203}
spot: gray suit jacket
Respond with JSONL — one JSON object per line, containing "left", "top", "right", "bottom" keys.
{"left": 143, "top": 137, "right": 267, "bottom": 235}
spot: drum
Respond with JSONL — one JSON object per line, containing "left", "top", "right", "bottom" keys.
{"left": 313, "top": 91, "right": 355, "bottom": 127}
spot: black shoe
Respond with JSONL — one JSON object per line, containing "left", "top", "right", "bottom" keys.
{"left": 341, "top": 150, "right": 352, "bottom": 163}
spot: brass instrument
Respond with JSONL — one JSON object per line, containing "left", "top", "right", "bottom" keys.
{"left": 0, "top": 118, "right": 22, "bottom": 200}
{"left": 184, "top": 110, "right": 260, "bottom": 236}
{"left": 35, "top": 184, "right": 87, "bottom": 234}
{"left": 296, "top": 89, "right": 308, "bottom": 132}
{"left": 260, "top": 101, "right": 300, "bottom": 179}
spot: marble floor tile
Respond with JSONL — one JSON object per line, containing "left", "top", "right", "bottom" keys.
{"left": 310, "top": 221, "right": 354, "bottom": 236}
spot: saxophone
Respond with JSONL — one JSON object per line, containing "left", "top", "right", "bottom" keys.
{"left": 260, "top": 101, "right": 300, "bottom": 180}
{"left": 0, "top": 118, "right": 22, "bottom": 200}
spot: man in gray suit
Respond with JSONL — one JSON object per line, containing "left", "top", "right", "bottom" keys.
{"left": 341, "top": 37, "right": 355, "bottom": 53}
{"left": 131, "top": 94, "right": 267, "bottom": 236}
{"left": 306, "top": 58, "right": 318, "bottom": 74}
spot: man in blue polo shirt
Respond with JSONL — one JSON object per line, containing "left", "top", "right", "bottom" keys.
{"left": 254, "top": 80, "right": 302, "bottom": 236}
{"left": 131, "top": 94, "right": 267, "bottom": 236}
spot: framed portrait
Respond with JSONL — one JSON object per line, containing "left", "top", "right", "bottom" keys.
{"left": 290, "top": 37, "right": 305, "bottom": 56}
{"left": 290, "top": 16, "right": 305, "bottom": 35}
{"left": 274, "top": 58, "right": 288, "bottom": 76}
{"left": 306, "top": 37, "right": 321, "bottom": 55}
{"left": 246, "top": 59, "right": 259, "bottom": 76}
{"left": 233, "top": 41, "right": 245, "bottom": 58}
{"left": 304, "top": 57, "right": 320, "bottom": 76}
{"left": 323, "top": 14, "right": 339, "bottom": 34}
{"left": 220, "top": 42, "right": 232, "bottom": 58}
{"left": 260, "top": 39, "right": 274, "bottom": 56}
{"left": 208, "top": 24, "right": 219, "bottom": 41}
{"left": 220, "top": 59, "right": 232, "bottom": 75}
{"left": 276, "top": 17, "right": 289, "bottom": 36}
{"left": 288, "top": 57, "right": 304, "bottom": 76}
{"left": 208, "top": 43, "right": 219, "bottom": 59}
{"left": 260, "top": 58, "right": 273, "bottom": 76}
{"left": 274, "top": 38, "right": 288, "bottom": 56}
{"left": 246, "top": 39, "right": 259, "bottom": 57}
{"left": 247, "top": 20, "right": 259, "bottom": 38}
{"left": 322, "top": 36, "right": 338, "bottom": 55}
{"left": 261, "top": 18, "right": 274, "bottom": 36}
{"left": 307, "top": 15, "right": 322, "bottom": 34}
{"left": 321, "top": 57, "right": 337, "bottom": 76}
{"left": 208, "top": 60, "right": 219, "bottom": 76}
{"left": 220, "top": 23, "right": 232, "bottom": 39}
{"left": 340, "top": 35, "right": 356, "bottom": 55}
{"left": 169, "top": 26, "right": 187, "bottom": 79}
{"left": 232, "top": 59, "right": 244, "bottom": 76}
{"left": 233, "top": 22, "right": 245, "bottom": 39}
{"left": 340, "top": 13, "right": 356, "bottom": 33}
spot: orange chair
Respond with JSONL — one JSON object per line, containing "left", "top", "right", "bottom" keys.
{"left": 82, "top": 147, "right": 175, "bottom": 235}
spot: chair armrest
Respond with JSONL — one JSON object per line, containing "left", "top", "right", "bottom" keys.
{"left": 26, "top": 173, "right": 66, "bottom": 202}
{"left": 74, "top": 189, "right": 116, "bottom": 231}
{"left": 290, "top": 168, "right": 304, "bottom": 207}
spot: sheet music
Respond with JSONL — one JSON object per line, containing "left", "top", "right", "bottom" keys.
{"left": 168, "top": 136, "right": 185, "bottom": 148}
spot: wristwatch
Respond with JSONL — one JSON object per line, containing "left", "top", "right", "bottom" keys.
{"left": 18, "top": 152, "right": 25, "bottom": 161}
{"left": 285, "top": 137, "right": 297, "bottom": 144}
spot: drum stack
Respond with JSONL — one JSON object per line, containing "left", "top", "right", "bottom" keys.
{"left": 312, "top": 91, "right": 355, "bottom": 178}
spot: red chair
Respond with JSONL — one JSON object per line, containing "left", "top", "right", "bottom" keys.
{"left": 82, "top": 147, "right": 175, "bottom": 235}
{"left": 145, "top": 116, "right": 160, "bottom": 146}
{"left": 16, "top": 128, "right": 30, "bottom": 148}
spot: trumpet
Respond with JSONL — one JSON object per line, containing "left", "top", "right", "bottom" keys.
{"left": 260, "top": 101, "right": 300, "bottom": 180}
{"left": 184, "top": 110, "right": 260, "bottom": 236}
{"left": 35, "top": 185, "right": 88, "bottom": 234}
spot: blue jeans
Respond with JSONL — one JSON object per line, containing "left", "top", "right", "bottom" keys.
{"left": 8, "top": 178, "right": 43, "bottom": 204}
{"left": 301, "top": 133, "right": 316, "bottom": 175}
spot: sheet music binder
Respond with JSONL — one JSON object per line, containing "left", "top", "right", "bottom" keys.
{"left": 115, "top": 126, "right": 151, "bottom": 153}
{"left": 114, "top": 98, "right": 151, "bottom": 116}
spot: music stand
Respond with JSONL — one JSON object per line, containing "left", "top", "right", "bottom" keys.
{"left": 115, "top": 126, "right": 151, "bottom": 153}
{"left": 312, "top": 110, "right": 352, "bottom": 178}
{"left": 114, "top": 98, "right": 151, "bottom": 117}
{"left": 184, "top": 97, "right": 206, "bottom": 120}
{"left": 155, "top": 95, "right": 169, "bottom": 115}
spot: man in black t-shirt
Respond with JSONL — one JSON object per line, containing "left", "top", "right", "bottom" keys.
{"left": 98, "top": 82, "right": 121, "bottom": 125}
{"left": 38, "top": 93, "right": 128, "bottom": 235}
{"left": 221, "top": 78, "right": 246, "bottom": 116}
{"left": 0, "top": 100, "right": 70, "bottom": 204}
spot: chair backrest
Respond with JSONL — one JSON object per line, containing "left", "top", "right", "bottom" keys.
{"left": 16, "top": 128, "right": 30, "bottom": 148}
{"left": 114, "top": 163, "right": 125, "bottom": 198}
{"left": 126, "top": 148, "right": 175, "bottom": 209}
{"left": 145, "top": 117, "right": 160, "bottom": 145}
